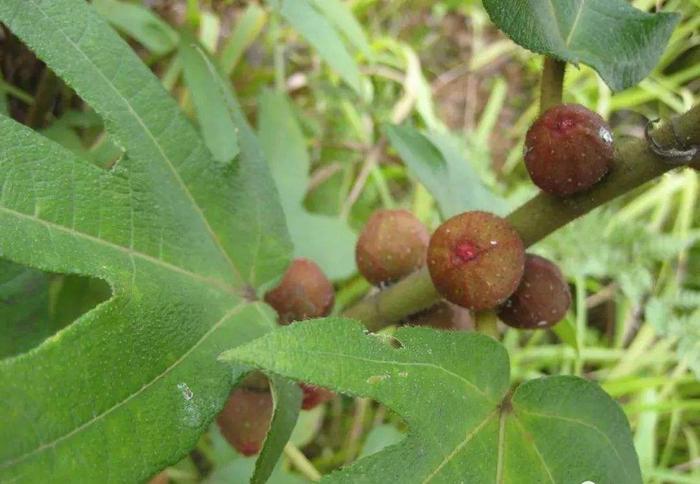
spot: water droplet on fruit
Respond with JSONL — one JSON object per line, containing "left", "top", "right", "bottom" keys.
{"left": 599, "top": 126, "right": 613, "bottom": 144}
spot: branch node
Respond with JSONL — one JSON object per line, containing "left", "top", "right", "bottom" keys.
{"left": 645, "top": 117, "right": 699, "bottom": 164}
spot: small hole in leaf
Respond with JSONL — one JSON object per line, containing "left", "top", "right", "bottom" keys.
{"left": 0, "top": 259, "right": 111, "bottom": 360}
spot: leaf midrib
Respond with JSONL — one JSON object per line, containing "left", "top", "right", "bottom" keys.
{"left": 515, "top": 407, "right": 631, "bottom": 479}
{"left": 290, "top": 349, "right": 495, "bottom": 403}
{"left": 24, "top": 0, "right": 242, "bottom": 282}
{"left": 421, "top": 408, "right": 499, "bottom": 483}
{"left": 545, "top": 0, "right": 586, "bottom": 49}
{"left": 0, "top": 301, "right": 247, "bottom": 470}
{"left": 0, "top": 206, "right": 238, "bottom": 295}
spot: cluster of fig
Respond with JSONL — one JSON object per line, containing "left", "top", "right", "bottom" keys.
{"left": 355, "top": 209, "right": 473, "bottom": 330}
{"left": 357, "top": 104, "right": 616, "bottom": 329}
{"left": 217, "top": 258, "right": 336, "bottom": 456}
{"left": 216, "top": 103, "right": 614, "bottom": 457}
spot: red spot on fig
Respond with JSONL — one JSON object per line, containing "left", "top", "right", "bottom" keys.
{"left": 454, "top": 241, "right": 479, "bottom": 263}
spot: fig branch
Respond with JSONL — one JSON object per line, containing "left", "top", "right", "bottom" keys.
{"left": 343, "top": 103, "right": 700, "bottom": 331}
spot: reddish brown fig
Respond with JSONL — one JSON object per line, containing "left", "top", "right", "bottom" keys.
{"left": 356, "top": 209, "right": 430, "bottom": 286}
{"left": 148, "top": 471, "right": 169, "bottom": 484}
{"left": 406, "top": 301, "right": 473, "bottom": 331}
{"left": 525, "top": 104, "right": 614, "bottom": 196}
{"left": 216, "top": 388, "right": 273, "bottom": 457}
{"left": 427, "top": 211, "right": 525, "bottom": 311}
{"left": 498, "top": 254, "right": 571, "bottom": 329}
{"left": 300, "top": 383, "right": 335, "bottom": 410}
{"left": 264, "top": 258, "right": 334, "bottom": 324}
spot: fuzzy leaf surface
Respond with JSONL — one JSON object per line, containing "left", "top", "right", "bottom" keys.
{"left": 0, "top": 261, "right": 51, "bottom": 358}
{"left": 482, "top": 0, "right": 679, "bottom": 91}
{"left": 0, "top": 0, "right": 291, "bottom": 480}
{"left": 222, "top": 319, "right": 642, "bottom": 484}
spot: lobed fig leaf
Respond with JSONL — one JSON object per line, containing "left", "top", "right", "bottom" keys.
{"left": 483, "top": 0, "right": 680, "bottom": 91}
{"left": 0, "top": 0, "right": 295, "bottom": 481}
{"left": 221, "top": 319, "right": 643, "bottom": 483}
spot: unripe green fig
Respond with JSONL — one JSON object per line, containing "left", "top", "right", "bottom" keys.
{"left": 216, "top": 388, "right": 273, "bottom": 457}
{"left": 525, "top": 104, "right": 614, "bottom": 196}
{"left": 427, "top": 211, "right": 525, "bottom": 311}
{"left": 406, "top": 301, "right": 473, "bottom": 331}
{"left": 300, "top": 383, "right": 335, "bottom": 410}
{"left": 264, "top": 258, "right": 334, "bottom": 324}
{"left": 498, "top": 254, "right": 571, "bottom": 329}
{"left": 356, "top": 209, "right": 430, "bottom": 286}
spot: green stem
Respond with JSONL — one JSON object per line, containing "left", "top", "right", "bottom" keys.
{"left": 284, "top": 443, "right": 322, "bottom": 482}
{"left": 474, "top": 311, "right": 500, "bottom": 339}
{"left": 342, "top": 105, "right": 700, "bottom": 331}
{"left": 26, "top": 68, "right": 60, "bottom": 128}
{"left": 540, "top": 57, "right": 566, "bottom": 112}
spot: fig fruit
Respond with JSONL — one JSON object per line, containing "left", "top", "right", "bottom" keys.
{"left": 498, "top": 254, "right": 571, "bottom": 329}
{"left": 356, "top": 209, "right": 430, "bottom": 285}
{"left": 264, "top": 258, "right": 334, "bottom": 324}
{"left": 405, "top": 301, "right": 473, "bottom": 331}
{"left": 300, "top": 383, "right": 335, "bottom": 410}
{"left": 427, "top": 211, "right": 525, "bottom": 310}
{"left": 525, "top": 104, "right": 614, "bottom": 196}
{"left": 216, "top": 388, "right": 273, "bottom": 457}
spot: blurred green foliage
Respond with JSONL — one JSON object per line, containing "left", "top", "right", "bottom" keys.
{"left": 1, "top": 0, "right": 699, "bottom": 482}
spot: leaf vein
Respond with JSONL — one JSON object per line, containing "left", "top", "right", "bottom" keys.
{"left": 421, "top": 409, "right": 498, "bottom": 483}
{"left": 26, "top": 0, "right": 242, "bottom": 282}
{"left": 516, "top": 408, "right": 631, "bottom": 479}
{"left": 0, "top": 205, "right": 238, "bottom": 295}
{"left": 0, "top": 302, "right": 247, "bottom": 470}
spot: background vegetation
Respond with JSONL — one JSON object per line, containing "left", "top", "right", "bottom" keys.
{"left": 1, "top": 0, "right": 699, "bottom": 482}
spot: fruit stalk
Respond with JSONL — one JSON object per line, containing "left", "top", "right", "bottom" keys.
{"left": 540, "top": 57, "right": 566, "bottom": 112}
{"left": 343, "top": 104, "right": 700, "bottom": 331}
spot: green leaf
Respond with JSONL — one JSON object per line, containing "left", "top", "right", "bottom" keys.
{"left": 222, "top": 319, "right": 643, "bottom": 483}
{"left": 309, "top": 0, "right": 373, "bottom": 61}
{"left": 0, "top": 260, "right": 51, "bottom": 358}
{"left": 276, "top": 0, "right": 363, "bottom": 94}
{"left": 180, "top": 36, "right": 240, "bottom": 164}
{"left": 253, "top": 375, "right": 302, "bottom": 484}
{"left": 219, "top": 4, "right": 267, "bottom": 75}
{"left": 93, "top": 0, "right": 179, "bottom": 56}
{"left": 206, "top": 456, "right": 308, "bottom": 484}
{"left": 259, "top": 90, "right": 357, "bottom": 280}
{"left": 0, "top": 0, "right": 291, "bottom": 480}
{"left": 386, "top": 124, "right": 508, "bottom": 218}
{"left": 482, "top": 0, "right": 680, "bottom": 91}
{"left": 358, "top": 424, "right": 405, "bottom": 459}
